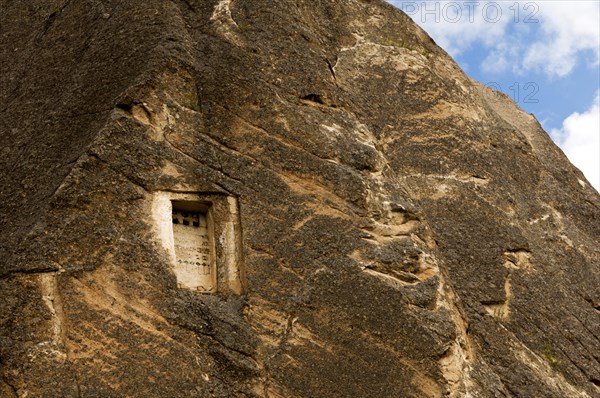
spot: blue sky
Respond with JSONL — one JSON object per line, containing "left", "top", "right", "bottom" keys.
{"left": 386, "top": 0, "right": 600, "bottom": 191}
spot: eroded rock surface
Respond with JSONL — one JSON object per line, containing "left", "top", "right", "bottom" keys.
{"left": 1, "top": 1, "right": 599, "bottom": 397}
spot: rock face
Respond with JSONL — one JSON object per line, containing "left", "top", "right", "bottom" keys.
{"left": 1, "top": 0, "right": 599, "bottom": 397}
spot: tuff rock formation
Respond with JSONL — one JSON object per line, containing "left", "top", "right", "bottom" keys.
{"left": 1, "top": 0, "right": 599, "bottom": 397}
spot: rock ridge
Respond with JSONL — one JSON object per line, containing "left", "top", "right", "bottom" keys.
{"left": 1, "top": 0, "right": 599, "bottom": 397}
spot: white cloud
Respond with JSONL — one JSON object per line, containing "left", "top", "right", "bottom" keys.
{"left": 391, "top": 1, "right": 512, "bottom": 57}
{"left": 480, "top": 40, "right": 523, "bottom": 75}
{"left": 551, "top": 92, "right": 600, "bottom": 191}
{"left": 389, "top": 1, "right": 600, "bottom": 77}
{"left": 522, "top": 1, "right": 600, "bottom": 76}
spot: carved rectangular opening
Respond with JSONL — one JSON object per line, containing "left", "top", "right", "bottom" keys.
{"left": 171, "top": 201, "right": 216, "bottom": 292}
{"left": 153, "top": 192, "right": 245, "bottom": 295}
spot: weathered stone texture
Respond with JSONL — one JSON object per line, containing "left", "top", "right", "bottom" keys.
{"left": 1, "top": 0, "right": 599, "bottom": 397}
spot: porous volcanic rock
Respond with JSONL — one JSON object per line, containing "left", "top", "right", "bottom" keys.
{"left": 1, "top": 1, "right": 599, "bottom": 397}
